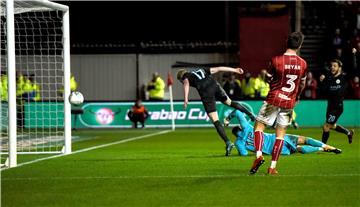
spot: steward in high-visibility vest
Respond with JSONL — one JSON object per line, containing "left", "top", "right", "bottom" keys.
{"left": 16, "top": 74, "right": 25, "bottom": 97}
{"left": 22, "top": 78, "right": 34, "bottom": 100}
{"left": 70, "top": 74, "right": 78, "bottom": 92}
{"left": 1, "top": 74, "right": 8, "bottom": 101}
{"left": 59, "top": 74, "right": 78, "bottom": 96}
{"left": 256, "top": 70, "right": 270, "bottom": 99}
{"left": 32, "top": 81, "right": 41, "bottom": 101}
{"left": 241, "top": 72, "right": 258, "bottom": 99}
{"left": 147, "top": 72, "right": 165, "bottom": 101}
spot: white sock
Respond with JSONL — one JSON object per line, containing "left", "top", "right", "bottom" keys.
{"left": 256, "top": 151, "right": 262, "bottom": 158}
{"left": 270, "top": 161, "right": 277, "bottom": 169}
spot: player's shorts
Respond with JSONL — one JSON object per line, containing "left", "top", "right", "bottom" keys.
{"left": 256, "top": 101, "right": 293, "bottom": 128}
{"left": 199, "top": 82, "right": 228, "bottom": 113}
{"left": 325, "top": 104, "right": 343, "bottom": 124}
{"left": 284, "top": 134, "right": 298, "bottom": 154}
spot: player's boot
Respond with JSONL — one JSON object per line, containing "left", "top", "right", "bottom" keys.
{"left": 324, "top": 147, "right": 342, "bottom": 154}
{"left": 293, "top": 121, "right": 299, "bottom": 129}
{"left": 225, "top": 143, "right": 235, "bottom": 156}
{"left": 267, "top": 167, "right": 278, "bottom": 175}
{"left": 249, "top": 156, "right": 265, "bottom": 175}
{"left": 323, "top": 145, "right": 342, "bottom": 154}
{"left": 348, "top": 129, "right": 354, "bottom": 144}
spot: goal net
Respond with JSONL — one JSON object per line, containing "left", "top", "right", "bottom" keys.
{"left": 1, "top": 0, "right": 71, "bottom": 168}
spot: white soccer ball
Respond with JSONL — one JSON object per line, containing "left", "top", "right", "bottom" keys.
{"left": 69, "top": 91, "right": 84, "bottom": 106}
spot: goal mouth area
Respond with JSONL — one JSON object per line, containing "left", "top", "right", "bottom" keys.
{"left": 0, "top": 133, "right": 65, "bottom": 154}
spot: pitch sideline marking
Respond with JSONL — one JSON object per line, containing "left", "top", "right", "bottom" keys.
{"left": 1, "top": 130, "right": 172, "bottom": 171}
{"left": 3, "top": 173, "right": 360, "bottom": 181}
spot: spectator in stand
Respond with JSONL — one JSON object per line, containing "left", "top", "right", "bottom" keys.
{"left": 349, "top": 29, "right": 360, "bottom": 50}
{"left": 332, "top": 28, "right": 344, "bottom": 59}
{"left": 241, "top": 72, "right": 258, "bottom": 99}
{"left": 349, "top": 76, "right": 360, "bottom": 99}
{"left": 302, "top": 71, "right": 318, "bottom": 99}
{"left": 127, "top": 99, "right": 149, "bottom": 128}
{"left": 351, "top": 44, "right": 360, "bottom": 75}
{"left": 223, "top": 73, "right": 242, "bottom": 100}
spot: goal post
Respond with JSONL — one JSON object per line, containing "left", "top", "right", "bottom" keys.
{"left": 1, "top": 0, "right": 71, "bottom": 168}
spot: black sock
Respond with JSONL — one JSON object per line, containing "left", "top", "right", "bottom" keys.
{"left": 230, "top": 101, "right": 255, "bottom": 120}
{"left": 322, "top": 131, "right": 330, "bottom": 144}
{"left": 214, "top": 120, "right": 230, "bottom": 144}
{"left": 333, "top": 125, "right": 350, "bottom": 135}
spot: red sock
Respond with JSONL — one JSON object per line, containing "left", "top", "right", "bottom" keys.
{"left": 271, "top": 138, "right": 284, "bottom": 162}
{"left": 254, "top": 131, "right": 264, "bottom": 156}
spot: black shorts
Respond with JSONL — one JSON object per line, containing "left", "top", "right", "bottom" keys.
{"left": 325, "top": 104, "right": 343, "bottom": 124}
{"left": 198, "top": 82, "right": 228, "bottom": 113}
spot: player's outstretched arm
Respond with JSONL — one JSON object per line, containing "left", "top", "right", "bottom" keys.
{"left": 210, "top": 67, "right": 244, "bottom": 75}
{"left": 183, "top": 78, "right": 190, "bottom": 109}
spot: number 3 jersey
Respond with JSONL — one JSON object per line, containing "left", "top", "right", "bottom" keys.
{"left": 266, "top": 53, "right": 308, "bottom": 109}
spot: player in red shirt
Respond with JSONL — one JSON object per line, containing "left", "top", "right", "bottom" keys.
{"left": 250, "top": 32, "right": 308, "bottom": 175}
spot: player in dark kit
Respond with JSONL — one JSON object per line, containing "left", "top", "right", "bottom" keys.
{"left": 176, "top": 66, "right": 256, "bottom": 156}
{"left": 250, "top": 32, "right": 308, "bottom": 175}
{"left": 319, "top": 59, "right": 354, "bottom": 144}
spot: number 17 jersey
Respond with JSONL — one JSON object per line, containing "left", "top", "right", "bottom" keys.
{"left": 266, "top": 53, "right": 308, "bottom": 109}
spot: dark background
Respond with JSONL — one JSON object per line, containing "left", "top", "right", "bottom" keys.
{"left": 58, "top": 1, "right": 241, "bottom": 50}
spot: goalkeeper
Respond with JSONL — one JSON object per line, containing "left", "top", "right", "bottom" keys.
{"left": 224, "top": 109, "right": 341, "bottom": 156}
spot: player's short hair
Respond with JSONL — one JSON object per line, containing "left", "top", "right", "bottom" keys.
{"left": 287, "top": 32, "right": 304, "bottom": 49}
{"left": 232, "top": 126, "right": 242, "bottom": 136}
{"left": 330, "top": 59, "right": 343, "bottom": 68}
{"left": 176, "top": 69, "right": 187, "bottom": 81}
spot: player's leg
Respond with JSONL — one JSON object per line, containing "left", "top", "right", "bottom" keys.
{"left": 208, "top": 111, "right": 234, "bottom": 156}
{"left": 302, "top": 136, "right": 324, "bottom": 147}
{"left": 249, "top": 122, "right": 266, "bottom": 174}
{"left": 322, "top": 123, "right": 331, "bottom": 144}
{"left": 268, "top": 109, "right": 293, "bottom": 175}
{"left": 201, "top": 89, "right": 235, "bottom": 155}
{"left": 331, "top": 124, "right": 354, "bottom": 144}
{"left": 291, "top": 111, "right": 299, "bottom": 129}
{"left": 322, "top": 107, "right": 334, "bottom": 143}
{"left": 249, "top": 103, "right": 277, "bottom": 174}
{"left": 298, "top": 135, "right": 341, "bottom": 154}
{"left": 268, "top": 126, "right": 286, "bottom": 175}
{"left": 324, "top": 106, "right": 353, "bottom": 143}
{"left": 253, "top": 121, "right": 266, "bottom": 159}
{"left": 297, "top": 145, "right": 322, "bottom": 154}
{"left": 296, "top": 136, "right": 322, "bottom": 153}
{"left": 223, "top": 97, "right": 256, "bottom": 121}
{"left": 216, "top": 82, "right": 255, "bottom": 121}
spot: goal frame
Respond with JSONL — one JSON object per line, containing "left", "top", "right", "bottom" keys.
{"left": 4, "top": 0, "right": 71, "bottom": 168}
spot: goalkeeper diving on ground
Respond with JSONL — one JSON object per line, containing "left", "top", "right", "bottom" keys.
{"left": 224, "top": 109, "right": 342, "bottom": 156}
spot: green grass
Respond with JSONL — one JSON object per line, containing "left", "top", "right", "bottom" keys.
{"left": 2, "top": 128, "right": 360, "bottom": 207}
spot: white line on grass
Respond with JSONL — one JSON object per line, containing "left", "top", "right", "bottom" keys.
{"left": 3, "top": 173, "right": 360, "bottom": 181}
{"left": 1, "top": 130, "right": 171, "bottom": 171}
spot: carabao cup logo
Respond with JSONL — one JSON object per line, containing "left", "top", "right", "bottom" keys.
{"left": 95, "top": 108, "right": 115, "bottom": 125}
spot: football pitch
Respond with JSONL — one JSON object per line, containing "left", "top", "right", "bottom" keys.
{"left": 2, "top": 127, "right": 360, "bottom": 207}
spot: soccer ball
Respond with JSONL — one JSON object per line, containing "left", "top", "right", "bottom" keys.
{"left": 69, "top": 91, "right": 84, "bottom": 106}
